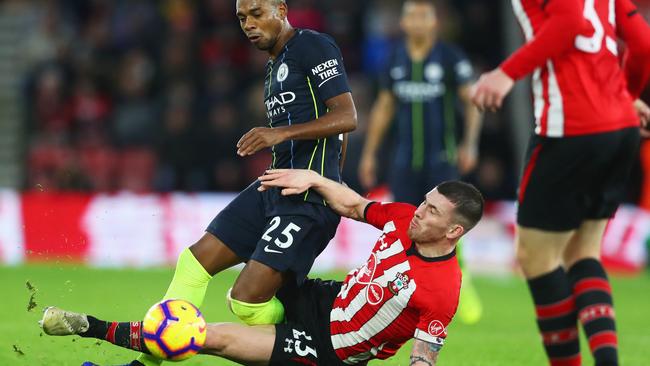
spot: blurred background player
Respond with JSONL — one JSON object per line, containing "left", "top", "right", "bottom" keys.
{"left": 358, "top": 0, "right": 483, "bottom": 324}
{"left": 129, "top": 1, "right": 358, "bottom": 366}
{"left": 471, "top": 0, "right": 650, "bottom": 365}
{"left": 41, "top": 172, "right": 484, "bottom": 366}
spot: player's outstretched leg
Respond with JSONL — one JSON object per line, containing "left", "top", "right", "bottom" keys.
{"left": 41, "top": 306, "right": 150, "bottom": 365}
{"left": 41, "top": 306, "right": 277, "bottom": 365}
{"left": 454, "top": 240, "right": 483, "bottom": 324}
{"left": 42, "top": 233, "right": 229, "bottom": 366}
{"left": 135, "top": 233, "right": 241, "bottom": 366}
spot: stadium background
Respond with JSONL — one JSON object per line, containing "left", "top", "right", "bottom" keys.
{"left": 1, "top": 0, "right": 649, "bottom": 365}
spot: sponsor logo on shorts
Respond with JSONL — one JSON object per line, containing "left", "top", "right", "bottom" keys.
{"left": 264, "top": 245, "right": 283, "bottom": 254}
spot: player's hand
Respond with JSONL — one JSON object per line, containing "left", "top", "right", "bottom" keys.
{"left": 634, "top": 99, "right": 650, "bottom": 133}
{"left": 258, "top": 169, "right": 316, "bottom": 195}
{"left": 457, "top": 144, "right": 478, "bottom": 174}
{"left": 237, "top": 127, "right": 287, "bottom": 156}
{"left": 358, "top": 154, "right": 377, "bottom": 190}
{"left": 470, "top": 68, "right": 514, "bottom": 113}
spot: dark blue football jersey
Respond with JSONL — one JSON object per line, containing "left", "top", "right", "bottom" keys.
{"left": 380, "top": 41, "right": 473, "bottom": 171}
{"left": 264, "top": 29, "right": 351, "bottom": 205}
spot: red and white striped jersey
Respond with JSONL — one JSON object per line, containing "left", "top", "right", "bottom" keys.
{"left": 329, "top": 202, "right": 461, "bottom": 364}
{"left": 501, "top": 0, "right": 650, "bottom": 137}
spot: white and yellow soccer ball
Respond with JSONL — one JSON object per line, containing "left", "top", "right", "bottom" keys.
{"left": 142, "top": 299, "right": 207, "bottom": 361}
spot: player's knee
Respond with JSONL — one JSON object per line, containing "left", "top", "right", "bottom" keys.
{"left": 226, "top": 288, "right": 285, "bottom": 325}
{"left": 228, "top": 282, "right": 256, "bottom": 303}
{"left": 515, "top": 240, "right": 534, "bottom": 267}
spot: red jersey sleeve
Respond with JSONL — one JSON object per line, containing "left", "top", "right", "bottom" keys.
{"left": 364, "top": 202, "right": 416, "bottom": 230}
{"left": 501, "top": 0, "right": 587, "bottom": 80}
{"left": 617, "top": 0, "right": 650, "bottom": 99}
{"left": 412, "top": 295, "right": 454, "bottom": 349}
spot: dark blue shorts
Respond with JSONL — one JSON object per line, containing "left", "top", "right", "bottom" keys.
{"left": 207, "top": 181, "right": 340, "bottom": 283}
{"left": 270, "top": 279, "right": 348, "bottom": 366}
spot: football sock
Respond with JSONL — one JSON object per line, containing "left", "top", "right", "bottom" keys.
{"left": 136, "top": 248, "right": 213, "bottom": 366}
{"left": 455, "top": 240, "right": 483, "bottom": 324}
{"left": 227, "top": 289, "right": 285, "bottom": 325}
{"left": 568, "top": 258, "right": 618, "bottom": 366}
{"left": 163, "top": 248, "right": 213, "bottom": 306}
{"left": 527, "top": 267, "right": 581, "bottom": 366}
{"left": 81, "top": 316, "right": 149, "bottom": 354}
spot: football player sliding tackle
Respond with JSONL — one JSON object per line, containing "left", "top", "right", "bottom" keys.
{"left": 41, "top": 169, "right": 484, "bottom": 366}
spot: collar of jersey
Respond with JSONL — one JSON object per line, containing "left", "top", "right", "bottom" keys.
{"left": 268, "top": 28, "right": 302, "bottom": 64}
{"left": 406, "top": 245, "right": 456, "bottom": 263}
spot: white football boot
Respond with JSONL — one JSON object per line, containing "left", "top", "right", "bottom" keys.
{"left": 39, "top": 306, "right": 89, "bottom": 336}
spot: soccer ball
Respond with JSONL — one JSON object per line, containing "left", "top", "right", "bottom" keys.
{"left": 142, "top": 299, "right": 207, "bottom": 361}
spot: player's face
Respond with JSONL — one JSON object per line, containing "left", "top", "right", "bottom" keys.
{"left": 400, "top": 2, "right": 437, "bottom": 40}
{"left": 236, "top": 0, "right": 286, "bottom": 51}
{"left": 408, "top": 189, "right": 460, "bottom": 243}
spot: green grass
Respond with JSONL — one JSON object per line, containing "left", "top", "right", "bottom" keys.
{"left": 1, "top": 265, "right": 649, "bottom": 365}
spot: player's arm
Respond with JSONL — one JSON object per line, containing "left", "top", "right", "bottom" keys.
{"left": 617, "top": 0, "right": 650, "bottom": 99}
{"left": 258, "top": 169, "right": 370, "bottom": 221}
{"left": 409, "top": 339, "right": 440, "bottom": 366}
{"left": 282, "top": 92, "right": 358, "bottom": 140}
{"left": 472, "top": 0, "right": 585, "bottom": 111}
{"left": 358, "top": 90, "right": 396, "bottom": 189}
{"left": 237, "top": 93, "right": 357, "bottom": 156}
{"left": 500, "top": 0, "right": 585, "bottom": 81}
{"left": 457, "top": 84, "right": 482, "bottom": 174}
{"left": 340, "top": 132, "right": 349, "bottom": 172}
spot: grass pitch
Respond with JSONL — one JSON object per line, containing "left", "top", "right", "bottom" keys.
{"left": 1, "top": 264, "right": 649, "bottom": 365}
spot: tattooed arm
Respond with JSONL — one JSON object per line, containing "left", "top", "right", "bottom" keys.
{"left": 409, "top": 339, "right": 440, "bottom": 366}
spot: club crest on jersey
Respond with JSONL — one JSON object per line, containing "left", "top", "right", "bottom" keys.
{"left": 387, "top": 272, "right": 410, "bottom": 295}
{"left": 425, "top": 63, "right": 443, "bottom": 82}
{"left": 427, "top": 320, "right": 447, "bottom": 337}
{"left": 277, "top": 63, "right": 289, "bottom": 82}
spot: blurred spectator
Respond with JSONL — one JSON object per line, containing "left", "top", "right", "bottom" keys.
{"left": 112, "top": 48, "right": 157, "bottom": 147}
{"left": 21, "top": 2, "right": 73, "bottom": 69}
{"left": 155, "top": 80, "right": 204, "bottom": 191}
{"left": 70, "top": 76, "right": 112, "bottom": 142}
{"left": 287, "top": 0, "right": 325, "bottom": 31}
{"left": 199, "top": 102, "right": 246, "bottom": 191}
{"left": 30, "top": 66, "right": 73, "bottom": 139}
